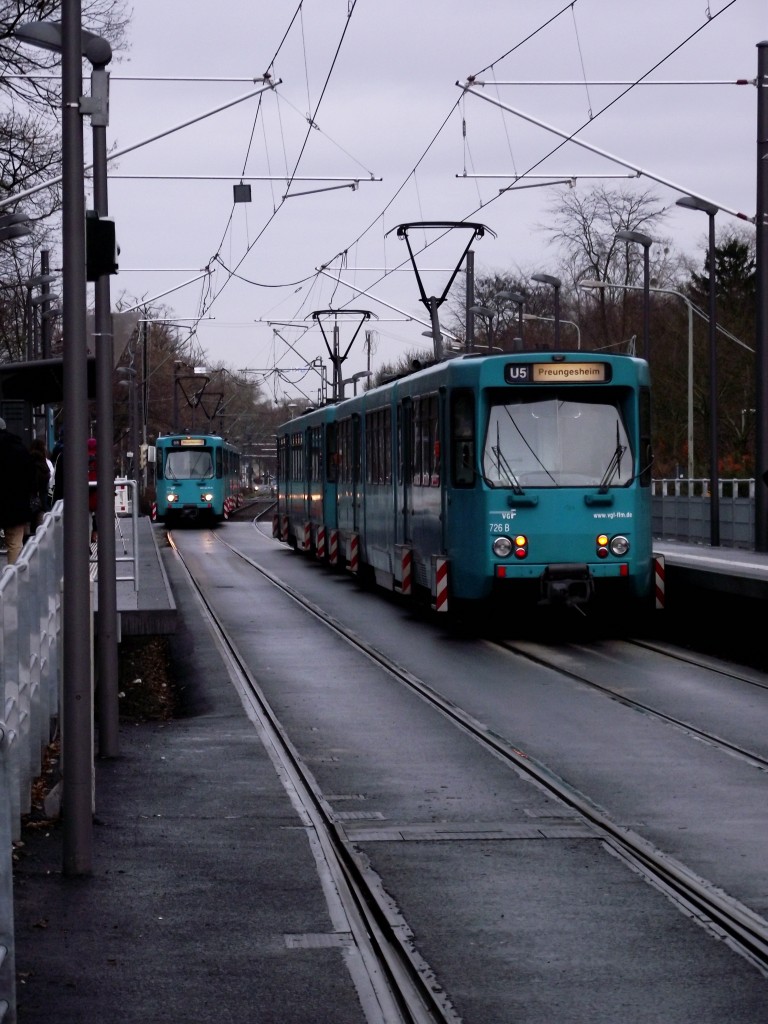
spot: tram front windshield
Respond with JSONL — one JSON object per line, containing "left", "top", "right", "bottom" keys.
{"left": 482, "top": 395, "right": 632, "bottom": 488}
{"left": 164, "top": 448, "right": 214, "bottom": 480}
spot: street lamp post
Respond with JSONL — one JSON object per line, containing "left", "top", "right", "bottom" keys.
{"left": 615, "top": 229, "right": 653, "bottom": 362}
{"left": 495, "top": 290, "right": 526, "bottom": 348}
{"left": 676, "top": 195, "right": 720, "bottom": 546}
{"left": 523, "top": 313, "right": 581, "bottom": 350}
{"left": 470, "top": 292, "right": 525, "bottom": 352}
{"left": 531, "top": 274, "right": 561, "bottom": 348}
{"left": 468, "top": 304, "right": 496, "bottom": 351}
{"left": 580, "top": 279, "right": 694, "bottom": 477}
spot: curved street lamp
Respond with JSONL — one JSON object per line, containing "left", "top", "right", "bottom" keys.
{"left": 468, "top": 304, "right": 497, "bottom": 351}
{"left": 581, "top": 279, "right": 694, "bottom": 476}
{"left": 495, "top": 290, "right": 526, "bottom": 346}
{"left": 615, "top": 229, "right": 653, "bottom": 361}
{"left": 523, "top": 313, "right": 580, "bottom": 350}
{"left": 676, "top": 195, "right": 720, "bottom": 546}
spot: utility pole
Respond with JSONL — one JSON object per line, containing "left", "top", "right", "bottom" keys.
{"left": 755, "top": 41, "right": 768, "bottom": 550}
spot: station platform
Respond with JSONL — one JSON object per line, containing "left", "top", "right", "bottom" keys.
{"left": 653, "top": 538, "right": 768, "bottom": 601}
{"left": 92, "top": 514, "right": 177, "bottom": 636}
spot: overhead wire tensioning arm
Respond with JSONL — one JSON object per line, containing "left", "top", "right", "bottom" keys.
{"left": 387, "top": 221, "right": 496, "bottom": 361}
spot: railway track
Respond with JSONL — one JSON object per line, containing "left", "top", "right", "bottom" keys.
{"left": 492, "top": 637, "right": 768, "bottom": 773}
{"left": 168, "top": 528, "right": 460, "bottom": 1024}
{"left": 170, "top": 526, "right": 768, "bottom": 986}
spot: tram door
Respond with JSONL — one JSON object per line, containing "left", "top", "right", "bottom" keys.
{"left": 398, "top": 399, "right": 413, "bottom": 545}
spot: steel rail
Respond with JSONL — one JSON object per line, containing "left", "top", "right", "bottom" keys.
{"left": 167, "top": 530, "right": 460, "bottom": 1024}
{"left": 211, "top": 530, "right": 768, "bottom": 977}
{"left": 492, "top": 638, "right": 768, "bottom": 773}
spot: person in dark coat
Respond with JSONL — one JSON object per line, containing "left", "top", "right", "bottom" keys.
{"left": 0, "top": 418, "right": 36, "bottom": 564}
{"left": 51, "top": 429, "right": 64, "bottom": 503}
{"left": 28, "top": 438, "right": 52, "bottom": 534}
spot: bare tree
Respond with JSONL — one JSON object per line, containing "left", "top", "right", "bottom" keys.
{"left": 0, "top": 0, "right": 131, "bottom": 360}
{"left": 542, "top": 184, "right": 672, "bottom": 284}
{"left": 0, "top": 0, "right": 131, "bottom": 112}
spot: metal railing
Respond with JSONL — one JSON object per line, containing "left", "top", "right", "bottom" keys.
{"left": 1, "top": 723, "right": 15, "bottom": 1023}
{"left": 0, "top": 505, "right": 64, "bottom": 837}
{"left": 1, "top": 480, "right": 140, "bottom": 1021}
{"left": 652, "top": 478, "right": 756, "bottom": 549}
{"left": 0, "top": 502, "right": 65, "bottom": 1024}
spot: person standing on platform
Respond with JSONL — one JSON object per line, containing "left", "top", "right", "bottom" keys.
{"left": 52, "top": 431, "right": 64, "bottom": 504}
{"left": 28, "top": 438, "right": 52, "bottom": 535}
{"left": 0, "top": 418, "right": 36, "bottom": 565}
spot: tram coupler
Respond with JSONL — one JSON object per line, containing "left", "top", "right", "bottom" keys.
{"left": 539, "top": 564, "right": 594, "bottom": 609}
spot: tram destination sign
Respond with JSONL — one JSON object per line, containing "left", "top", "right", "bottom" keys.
{"left": 171, "top": 437, "right": 206, "bottom": 447}
{"left": 504, "top": 362, "right": 611, "bottom": 384}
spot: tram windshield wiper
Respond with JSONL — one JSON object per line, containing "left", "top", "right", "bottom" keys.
{"left": 491, "top": 445, "right": 525, "bottom": 494}
{"left": 598, "top": 422, "right": 627, "bottom": 492}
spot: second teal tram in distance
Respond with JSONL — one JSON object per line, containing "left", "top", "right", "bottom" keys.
{"left": 153, "top": 433, "right": 242, "bottom": 525}
{"left": 274, "top": 351, "right": 659, "bottom": 617}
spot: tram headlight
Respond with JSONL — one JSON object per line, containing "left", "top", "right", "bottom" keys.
{"left": 166, "top": 492, "right": 178, "bottom": 503}
{"left": 609, "top": 534, "right": 630, "bottom": 556}
{"left": 492, "top": 536, "right": 513, "bottom": 558}
{"left": 202, "top": 492, "right": 214, "bottom": 503}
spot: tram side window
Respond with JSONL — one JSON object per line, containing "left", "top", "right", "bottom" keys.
{"left": 277, "top": 436, "right": 288, "bottom": 483}
{"left": 338, "top": 417, "right": 360, "bottom": 483}
{"left": 309, "top": 426, "right": 323, "bottom": 482}
{"left": 451, "top": 390, "right": 475, "bottom": 487}
{"left": 411, "top": 395, "right": 439, "bottom": 487}
{"left": 396, "top": 404, "right": 404, "bottom": 486}
{"left": 365, "top": 407, "right": 392, "bottom": 484}
{"left": 352, "top": 416, "right": 361, "bottom": 483}
{"left": 383, "top": 408, "right": 392, "bottom": 483}
{"left": 290, "top": 431, "right": 304, "bottom": 481}
{"left": 428, "top": 396, "right": 439, "bottom": 486}
{"left": 326, "top": 423, "right": 338, "bottom": 483}
{"left": 338, "top": 418, "right": 350, "bottom": 483}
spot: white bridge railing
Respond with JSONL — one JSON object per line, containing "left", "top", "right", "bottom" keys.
{"left": 0, "top": 502, "right": 65, "bottom": 1023}
{"left": 652, "top": 478, "right": 756, "bottom": 549}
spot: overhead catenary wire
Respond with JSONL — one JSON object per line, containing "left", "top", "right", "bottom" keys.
{"left": 109, "top": 1, "right": 750, "bottom": 402}
{"left": 281, "top": 0, "right": 747, "bottom": 338}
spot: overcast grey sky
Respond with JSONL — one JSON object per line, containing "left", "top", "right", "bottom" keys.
{"left": 98, "top": 0, "right": 763, "bottom": 401}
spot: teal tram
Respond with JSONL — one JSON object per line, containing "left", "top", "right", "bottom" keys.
{"left": 153, "top": 433, "right": 242, "bottom": 525}
{"left": 274, "top": 351, "right": 660, "bottom": 617}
